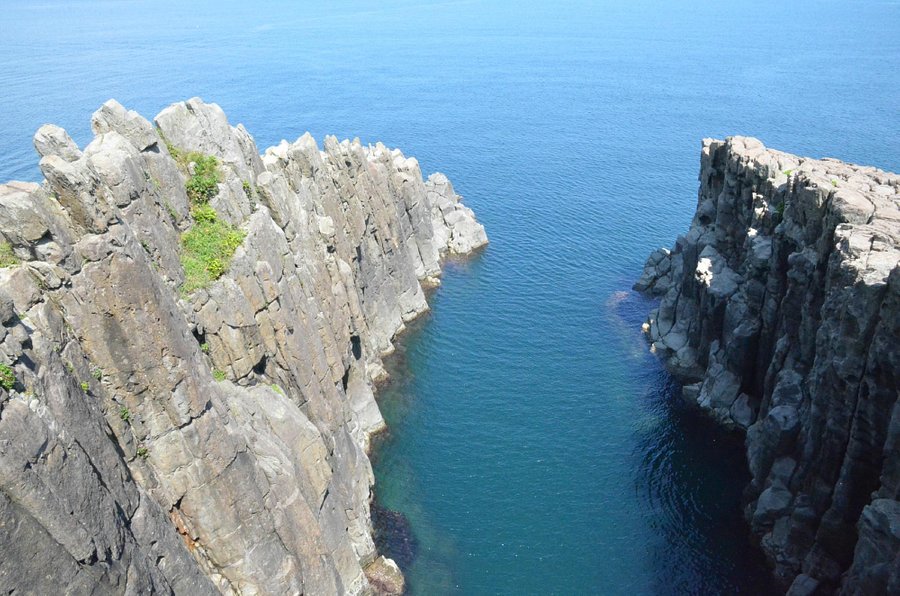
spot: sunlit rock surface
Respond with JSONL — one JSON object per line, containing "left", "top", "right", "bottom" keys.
{"left": 636, "top": 137, "right": 899, "bottom": 594}
{"left": 0, "top": 98, "right": 486, "bottom": 594}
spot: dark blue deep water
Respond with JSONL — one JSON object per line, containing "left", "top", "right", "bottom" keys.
{"left": 2, "top": 1, "right": 899, "bottom": 593}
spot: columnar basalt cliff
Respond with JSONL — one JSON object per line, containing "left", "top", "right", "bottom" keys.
{"left": 635, "top": 137, "right": 899, "bottom": 594}
{"left": 0, "top": 98, "right": 486, "bottom": 594}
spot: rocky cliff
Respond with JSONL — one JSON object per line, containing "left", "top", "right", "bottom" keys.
{"left": 0, "top": 98, "right": 486, "bottom": 594}
{"left": 635, "top": 137, "right": 899, "bottom": 594}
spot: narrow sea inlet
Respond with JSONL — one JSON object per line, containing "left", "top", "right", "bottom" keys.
{"left": 370, "top": 253, "right": 777, "bottom": 594}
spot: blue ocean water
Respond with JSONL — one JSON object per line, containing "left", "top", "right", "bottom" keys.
{"left": 2, "top": 1, "right": 898, "bottom": 593}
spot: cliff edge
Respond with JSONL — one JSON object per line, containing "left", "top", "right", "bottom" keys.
{"left": 0, "top": 98, "right": 487, "bottom": 594}
{"left": 636, "top": 137, "right": 899, "bottom": 594}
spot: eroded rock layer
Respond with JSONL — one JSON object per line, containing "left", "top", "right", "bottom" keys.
{"left": 0, "top": 98, "right": 486, "bottom": 594}
{"left": 636, "top": 137, "right": 899, "bottom": 594}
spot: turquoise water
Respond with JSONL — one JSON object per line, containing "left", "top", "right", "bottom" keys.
{"left": 2, "top": 1, "right": 899, "bottom": 593}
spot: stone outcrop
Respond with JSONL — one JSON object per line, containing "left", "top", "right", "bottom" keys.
{"left": 0, "top": 98, "right": 486, "bottom": 594}
{"left": 635, "top": 137, "right": 899, "bottom": 594}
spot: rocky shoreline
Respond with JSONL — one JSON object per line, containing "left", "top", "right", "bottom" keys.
{"left": 0, "top": 98, "right": 486, "bottom": 594}
{"left": 635, "top": 137, "right": 899, "bottom": 594}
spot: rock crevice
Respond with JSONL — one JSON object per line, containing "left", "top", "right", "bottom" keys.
{"left": 0, "top": 98, "right": 487, "bottom": 594}
{"left": 636, "top": 137, "right": 899, "bottom": 594}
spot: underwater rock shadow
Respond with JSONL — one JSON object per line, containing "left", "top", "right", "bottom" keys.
{"left": 372, "top": 499, "right": 420, "bottom": 572}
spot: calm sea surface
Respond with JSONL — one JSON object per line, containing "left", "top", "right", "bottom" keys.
{"left": 2, "top": 1, "right": 898, "bottom": 593}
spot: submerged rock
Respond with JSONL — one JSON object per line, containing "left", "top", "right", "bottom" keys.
{"left": 371, "top": 499, "right": 419, "bottom": 573}
{"left": 636, "top": 137, "right": 899, "bottom": 593}
{"left": 0, "top": 98, "right": 487, "bottom": 594}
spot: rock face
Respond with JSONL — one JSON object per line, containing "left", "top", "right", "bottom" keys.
{"left": 0, "top": 98, "right": 486, "bottom": 594}
{"left": 635, "top": 137, "right": 899, "bottom": 594}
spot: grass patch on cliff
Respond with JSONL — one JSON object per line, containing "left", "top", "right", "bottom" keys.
{"left": 159, "top": 133, "right": 221, "bottom": 205}
{"left": 180, "top": 207, "right": 246, "bottom": 294}
{"left": 0, "top": 242, "right": 19, "bottom": 268}
{"left": 163, "top": 140, "right": 244, "bottom": 294}
{"left": 184, "top": 153, "right": 221, "bottom": 204}
{"left": 0, "top": 364, "right": 15, "bottom": 391}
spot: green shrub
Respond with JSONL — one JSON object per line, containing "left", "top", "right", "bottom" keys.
{"left": 136, "top": 446, "right": 149, "bottom": 459}
{"left": 831, "top": 179, "right": 838, "bottom": 187}
{"left": 213, "top": 369, "right": 226, "bottom": 382}
{"left": 180, "top": 213, "right": 246, "bottom": 293}
{"left": 242, "top": 180, "right": 252, "bottom": 198}
{"left": 92, "top": 367, "right": 103, "bottom": 380}
{"left": 80, "top": 381, "right": 89, "bottom": 392}
{"left": 0, "top": 364, "right": 15, "bottom": 390}
{"left": 0, "top": 242, "right": 19, "bottom": 268}
{"left": 119, "top": 406, "right": 132, "bottom": 423}
{"left": 160, "top": 135, "right": 221, "bottom": 206}
{"left": 191, "top": 204, "right": 218, "bottom": 224}
{"left": 186, "top": 175, "right": 219, "bottom": 205}
{"left": 782, "top": 169, "right": 793, "bottom": 177}
{"left": 200, "top": 342, "right": 210, "bottom": 354}
{"left": 168, "top": 146, "right": 244, "bottom": 294}
{"left": 182, "top": 153, "right": 221, "bottom": 205}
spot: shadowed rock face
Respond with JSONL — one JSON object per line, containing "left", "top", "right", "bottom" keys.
{"left": 636, "top": 137, "right": 899, "bottom": 594}
{"left": 0, "top": 98, "right": 487, "bottom": 595}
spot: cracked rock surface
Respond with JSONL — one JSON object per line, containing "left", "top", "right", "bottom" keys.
{"left": 0, "top": 98, "right": 487, "bottom": 594}
{"left": 636, "top": 137, "right": 899, "bottom": 594}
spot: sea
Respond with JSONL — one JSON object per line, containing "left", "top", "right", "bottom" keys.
{"left": 2, "top": 1, "right": 898, "bottom": 593}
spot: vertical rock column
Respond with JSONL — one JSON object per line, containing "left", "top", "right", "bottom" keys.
{"left": 635, "top": 137, "right": 899, "bottom": 594}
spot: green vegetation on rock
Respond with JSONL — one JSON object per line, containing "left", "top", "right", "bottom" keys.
{"left": 184, "top": 153, "right": 221, "bottom": 204}
{"left": 0, "top": 242, "right": 19, "bottom": 268}
{"left": 164, "top": 143, "right": 246, "bottom": 294}
{"left": 0, "top": 364, "right": 15, "bottom": 390}
{"left": 213, "top": 369, "right": 226, "bottom": 382}
{"left": 160, "top": 133, "right": 222, "bottom": 205}
{"left": 181, "top": 209, "right": 246, "bottom": 293}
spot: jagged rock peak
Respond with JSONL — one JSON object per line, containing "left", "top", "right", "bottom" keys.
{"left": 0, "top": 98, "right": 487, "bottom": 594}
{"left": 635, "top": 136, "right": 899, "bottom": 594}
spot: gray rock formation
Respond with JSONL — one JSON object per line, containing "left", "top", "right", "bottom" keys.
{"left": 635, "top": 137, "right": 899, "bottom": 594}
{"left": 0, "top": 98, "right": 487, "bottom": 594}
